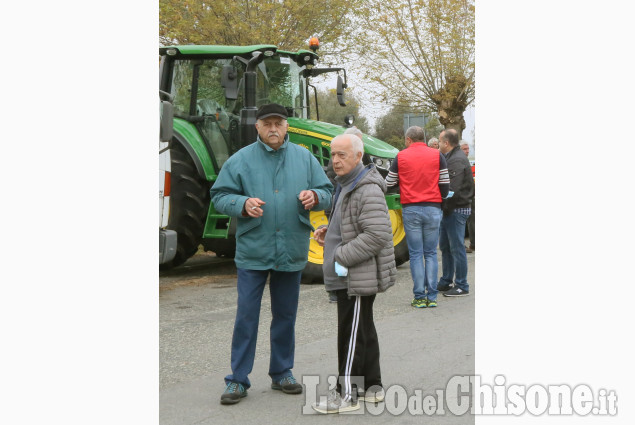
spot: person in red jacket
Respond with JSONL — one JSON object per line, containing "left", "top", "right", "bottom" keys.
{"left": 386, "top": 126, "right": 449, "bottom": 308}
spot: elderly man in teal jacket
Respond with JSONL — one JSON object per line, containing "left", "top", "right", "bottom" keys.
{"left": 210, "top": 103, "right": 333, "bottom": 405}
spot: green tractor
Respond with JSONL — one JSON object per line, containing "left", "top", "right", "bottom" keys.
{"left": 159, "top": 43, "right": 408, "bottom": 281}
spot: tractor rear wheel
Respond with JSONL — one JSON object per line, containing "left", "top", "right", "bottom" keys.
{"left": 160, "top": 142, "right": 209, "bottom": 269}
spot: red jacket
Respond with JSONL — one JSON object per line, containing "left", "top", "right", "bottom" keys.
{"left": 396, "top": 143, "right": 442, "bottom": 204}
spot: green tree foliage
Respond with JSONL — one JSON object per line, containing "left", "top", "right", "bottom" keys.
{"left": 160, "top": 0, "right": 360, "bottom": 62}
{"left": 309, "top": 88, "right": 370, "bottom": 133}
{"left": 374, "top": 105, "right": 410, "bottom": 150}
{"left": 353, "top": 0, "right": 474, "bottom": 139}
{"left": 424, "top": 115, "right": 443, "bottom": 140}
{"left": 374, "top": 104, "right": 443, "bottom": 150}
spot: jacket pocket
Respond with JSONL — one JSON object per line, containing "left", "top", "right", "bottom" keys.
{"left": 236, "top": 216, "right": 262, "bottom": 237}
{"left": 298, "top": 212, "right": 314, "bottom": 231}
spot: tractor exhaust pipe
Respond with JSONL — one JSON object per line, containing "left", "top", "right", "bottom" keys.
{"left": 236, "top": 51, "right": 264, "bottom": 149}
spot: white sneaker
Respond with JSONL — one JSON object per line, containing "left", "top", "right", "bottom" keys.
{"left": 358, "top": 387, "right": 385, "bottom": 403}
{"left": 312, "top": 389, "right": 360, "bottom": 414}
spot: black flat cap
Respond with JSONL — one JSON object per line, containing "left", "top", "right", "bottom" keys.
{"left": 256, "top": 103, "right": 288, "bottom": 120}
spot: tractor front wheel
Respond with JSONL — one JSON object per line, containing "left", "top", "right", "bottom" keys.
{"left": 301, "top": 209, "right": 409, "bottom": 283}
{"left": 389, "top": 209, "right": 409, "bottom": 267}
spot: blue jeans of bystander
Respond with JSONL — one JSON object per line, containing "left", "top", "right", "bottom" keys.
{"left": 438, "top": 210, "right": 470, "bottom": 291}
{"left": 225, "top": 268, "right": 302, "bottom": 389}
{"left": 403, "top": 205, "right": 443, "bottom": 301}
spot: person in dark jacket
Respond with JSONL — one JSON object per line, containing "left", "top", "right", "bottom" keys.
{"left": 461, "top": 142, "right": 475, "bottom": 253}
{"left": 311, "top": 134, "right": 396, "bottom": 414}
{"left": 437, "top": 129, "right": 474, "bottom": 297}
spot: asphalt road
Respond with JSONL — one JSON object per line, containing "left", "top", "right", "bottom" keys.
{"left": 160, "top": 243, "right": 475, "bottom": 424}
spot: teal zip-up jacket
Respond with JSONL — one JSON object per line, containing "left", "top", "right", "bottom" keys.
{"left": 210, "top": 135, "right": 333, "bottom": 271}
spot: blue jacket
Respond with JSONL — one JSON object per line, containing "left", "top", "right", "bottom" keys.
{"left": 210, "top": 135, "right": 333, "bottom": 271}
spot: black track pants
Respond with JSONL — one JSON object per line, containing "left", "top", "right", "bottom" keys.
{"left": 335, "top": 289, "right": 382, "bottom": 402}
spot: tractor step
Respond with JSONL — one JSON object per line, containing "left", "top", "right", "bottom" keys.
{"left": 203, "top": 203, "right": 232, "bottom": 238}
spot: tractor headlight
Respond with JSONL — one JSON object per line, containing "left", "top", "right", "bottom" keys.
{"left": 370, "top": 155, "right": 392, "bottom": 171}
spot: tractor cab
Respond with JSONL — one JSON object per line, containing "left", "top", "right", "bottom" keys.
{"left": 159, "top": 45, "right": 342, "bottom": 174}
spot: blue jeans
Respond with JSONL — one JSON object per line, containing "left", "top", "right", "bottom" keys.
{"left": 403, "top": 205, "right": 443, "bottom": 301}
{"left": 438, "top": 210, "right": 470, "bottom": 291}
{"left": 225, "top": 268, "right": 301, "bottom": 389}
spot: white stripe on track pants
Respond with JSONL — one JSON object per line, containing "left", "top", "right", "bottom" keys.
{"left": 334, "top": 289, "right": 382, "bottom": 402}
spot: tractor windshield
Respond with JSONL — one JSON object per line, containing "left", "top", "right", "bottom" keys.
{"left": 169, "top": 55, "right": 307, "bottom": 119}
{"left": 254, "top": 56, "right": 307, "bottom": 118}
{"left": 167, "top": 54, "right": 307, "bottom": 170}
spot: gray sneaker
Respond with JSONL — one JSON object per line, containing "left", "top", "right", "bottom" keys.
{"left": 220, "top": 382, "right": 247, "bottom": 405}
{"left": 358, "top": 386, "right": 385, "bottom": 403}
{"left": 271, "top": 375, "right": 303, "bottom": 394}
{"left": 312, "top": 389, "right": 360, "bottom": 414}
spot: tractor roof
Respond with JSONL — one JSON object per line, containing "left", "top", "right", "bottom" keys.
{"left": 159, "top": 45, "right": 318, "bottom": 61}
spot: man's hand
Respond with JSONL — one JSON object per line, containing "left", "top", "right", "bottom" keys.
{"left": 299, "top": 190, "right": 317, "bottom": 210}
{"left": 313, "top": 226, "right": 327, "bottom": 247}
{"left": 244, "top": 198, "right": 266, "bottom": 217}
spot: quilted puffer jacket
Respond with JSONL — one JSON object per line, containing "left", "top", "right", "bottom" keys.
{"left": 334, "top": 164, "right": 397, "bottom": 296}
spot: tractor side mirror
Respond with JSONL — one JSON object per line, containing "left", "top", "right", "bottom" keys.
{"left": 160, "top": 100, "right": 174, "bottom": 142}
{"left": 336, "top": 75, "right": 347, "bottom": 106}
{"left": 222, "top": 65, "right": 239, "bottom": 100}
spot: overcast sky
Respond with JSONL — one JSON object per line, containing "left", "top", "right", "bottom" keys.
{"left": 313, "top": 74, "right": 476, "bottom": 156}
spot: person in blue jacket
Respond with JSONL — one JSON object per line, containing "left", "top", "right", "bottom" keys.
{"left": 210, "top": 103, "right": 333, "bottom": 405}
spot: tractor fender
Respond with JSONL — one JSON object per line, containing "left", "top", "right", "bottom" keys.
{"left": 172, "top": 118, "right": 217, "bottom": 181}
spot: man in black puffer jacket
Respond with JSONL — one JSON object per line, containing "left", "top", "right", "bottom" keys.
{"left": 438, "top": 129, "right": 475, "bottom": 297}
